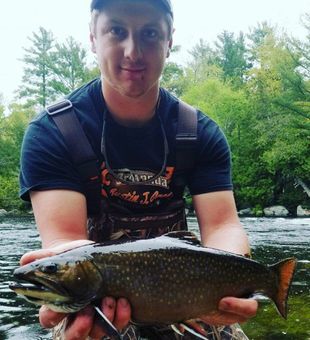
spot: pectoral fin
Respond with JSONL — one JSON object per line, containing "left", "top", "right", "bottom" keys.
{"left": 94, "top": 306, "right": 122, "bottom": 340}
{"left": 171, "top": 320, "right": 209, "bottom": 340}
{"left": 179, "top": 322, "right": 209, "bottom": 339}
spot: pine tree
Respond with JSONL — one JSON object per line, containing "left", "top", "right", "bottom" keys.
{"left": 49, "top": 36, "right": 89, "bottom": 95}
{"left": 19, "top": 27, "right": 55, "bottom": 108}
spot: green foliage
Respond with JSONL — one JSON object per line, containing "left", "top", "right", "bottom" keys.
{"left": 0, "top": 174, "right": 24, "bottom": 210}
{"left": 186, "top": 39, "right": 224, "bottom": 85}
{"left": 19, "top": 27, "right": 55, "bottom": 108}
{"left": 181, "top": 22, "right": 309, "bottom": 211}
{"left": 215, "top": 31, "right": 251, "bottom": 87}
{"left": 0, "top": 102, "right": 35, "bottom": 211}
{"left": 19, "top": 27, "right": 100, "bottom": 107}
{"left": 161, "top": 61, "right": 185, "bottom": 96}
{"left": 161, "top": 45, "right": 186, "bottom": 96}
{"left": 48, "top": 36, "right": 90, "bottom": 96}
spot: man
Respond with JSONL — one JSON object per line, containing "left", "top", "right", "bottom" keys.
{"left": 19, "top": 0, "right": 258, "bottom": 339}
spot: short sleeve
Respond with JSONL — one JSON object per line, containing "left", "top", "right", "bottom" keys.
{"left": 187, "top": 112, "right": 233, "bottom": 195}
{"left": 19, "top": 113, "right": 84, "bottom": 201}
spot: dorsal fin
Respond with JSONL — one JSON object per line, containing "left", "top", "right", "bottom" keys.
{"left": 162, "top": 231, "right": 201, "bottom": 245}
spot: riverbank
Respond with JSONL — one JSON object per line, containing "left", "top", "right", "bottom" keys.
{"left": 238, "top": 204, "right": 310, "bottom": 218}
{"left": 0, "top": 209, "right": 32, "bottom": 218}
{"left": 1, "top": 203, "right": 310, "bottom": 218}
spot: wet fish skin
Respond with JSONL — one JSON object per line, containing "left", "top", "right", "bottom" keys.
{"left": 10, "top": 231, "right": 297, "bottom": 324}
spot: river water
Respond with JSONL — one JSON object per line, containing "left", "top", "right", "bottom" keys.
{"left": 0, "top": 216, "right": 309, "bottom": 340}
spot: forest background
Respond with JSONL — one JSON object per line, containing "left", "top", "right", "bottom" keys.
{"left": 0, "top": 16, "right": 309, "bottom": 216}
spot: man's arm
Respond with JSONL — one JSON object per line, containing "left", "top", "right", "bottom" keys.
{"left": 193, "top": 190, "right": 249, "bottom": 254}
{"left": 21, "top": 190, "right": 131, "bottom": 340}
{"left": 30, "top": 190, "right": 88, "bottom": 247}
{"left": 192, "top": 190, "right": 257, "bottom": 325}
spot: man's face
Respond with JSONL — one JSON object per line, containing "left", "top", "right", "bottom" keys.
{"left": 90, "top": 0, "right": 173, "bottom": 99}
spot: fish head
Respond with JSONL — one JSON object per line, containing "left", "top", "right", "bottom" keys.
{"left": 9, "top": 253, "right": 103, "bottom": 313}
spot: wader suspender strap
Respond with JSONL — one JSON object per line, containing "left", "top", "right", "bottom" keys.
{"left": 46, "top": 99, "right": 101, "bottom": 216}
{"left": 46, "top": 98, "right": 198, "bottom": 216}
{"left": 175, "top": 100, "right": 198, "bottom": 185}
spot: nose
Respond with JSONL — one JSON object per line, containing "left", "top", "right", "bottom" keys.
{"left": 124, "top": 33, "right": 142, "bottom": 62}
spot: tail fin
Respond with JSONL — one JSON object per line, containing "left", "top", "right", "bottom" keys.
{"left": 269, "top": 258, "right": 297, "bottom": 319}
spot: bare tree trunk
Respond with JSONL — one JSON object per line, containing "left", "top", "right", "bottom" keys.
{"left": 295, "top": 178, "right": 310, "bottom": 198}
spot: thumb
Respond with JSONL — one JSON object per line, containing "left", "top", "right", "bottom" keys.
{"left": 20, "top": 239, "right": 94, "bottom": 265}
{"left": 20, "top": 249, "right": 56, "bottom": 265}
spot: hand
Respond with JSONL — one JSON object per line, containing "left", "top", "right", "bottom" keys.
{"left": 19, "top": 240, "right": 131, "bottom": 340}
{"left": 200, "top": 297, "right": 258, "bottom": 326}
{"left": 39, "top": 297, "right": 131, "bottom": 340}
{"left": 20, "top": 239, "right": 95, "bottom": 265}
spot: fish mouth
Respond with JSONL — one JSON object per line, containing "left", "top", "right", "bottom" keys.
{"left": 9, "top": 274, "right": 71, "bottom": 305}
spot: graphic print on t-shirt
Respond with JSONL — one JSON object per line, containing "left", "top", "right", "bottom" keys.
{"left": 100, "top": 164, "right": 175, "bottom": 207}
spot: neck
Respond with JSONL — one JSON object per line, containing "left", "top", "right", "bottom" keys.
{"left": 101, "top": 79, "right": 160, "bottom": 127}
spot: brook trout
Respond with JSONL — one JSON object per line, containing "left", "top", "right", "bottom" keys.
{"left": 10, "top": 231, "right": 296, "bottom": 324}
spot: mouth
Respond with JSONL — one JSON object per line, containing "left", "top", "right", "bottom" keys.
{"left": 9, "top": 274, "right": 70, "bottom": 305}
{"left": 121, "top": 66, "right": 146, "bottom": 73}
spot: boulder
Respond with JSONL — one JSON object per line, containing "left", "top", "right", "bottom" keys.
{"left": 297, "top": 205, "right": 310, "bottom": 217}
{"left": 7, "top": 209, "right": 19, "bottom": 216}
{"left": 263, "top": 206, "right": 289, "bottom": 217}
{"left": 0, "top": 209, "right": 8, "bottom": 217}
{"left": 238, "top": 208, "right": 254, "bottom": 216}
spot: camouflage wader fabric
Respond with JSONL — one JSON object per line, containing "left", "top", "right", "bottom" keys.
{"left": 53, "top": 319, "right": 249, "bottom": 339}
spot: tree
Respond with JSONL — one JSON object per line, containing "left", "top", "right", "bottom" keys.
{"left": 19, "top": 27, "right": 55, "bottom": 108}
{"left": 186, "top": 39, "right": 222, "bottom": 84}
{"left": 215, "top": 31, "right": 251, "bottom": 87}
{"left": 0, "top": 103, "right": 35, "bottom": 210}
{"left": 49, "top": 37, "right": 90, "bottom": 96}
{"left": 248, "top": 22, "right": 275, "bottom": 50}
{"left": 245, "top": 31, "right": 309, "bottom": 210}
{"left": 284, "top": 13, "right": 310, "bottom": 127}
{"left": 161, "top": 46, "right": 185, "bottom": 96}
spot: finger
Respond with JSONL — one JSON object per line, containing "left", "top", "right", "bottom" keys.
{"left": 20, "top": 240, "right": 94, "bottom": 265}
{"left": 39, "top": 305, "right": 66, "bottom": 328}
{"left": 49, "top": 240, "right": 94, "bottom": 253}
{"left": 113, "top": 298, "right": 131, "bottom": 331}
{"left": 102, "top": 297, "right": 117, "bottom": 321}
{"left": 64, "top": 306, "right": 95, "bottom": 340}
{"left": 219, "top": 297, "right": 258, "bottom": 318}
{"left": 89, "top": 298, "right": 117, "bottom": 338}
{"left": 20, "top": 249, "right": 56, "bottom": 265}
{"left": 201, "top": 311, "right": 247, "bottom": 326}
{"left": 184, "top": 320, "right": 208, "bottom": 337}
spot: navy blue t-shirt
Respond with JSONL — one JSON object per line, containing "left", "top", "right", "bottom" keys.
{"left": 20, "top": 78, "right": 232, "bottom": 206}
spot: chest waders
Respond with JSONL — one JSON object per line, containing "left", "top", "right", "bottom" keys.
{"left": 47, "top": 100, "right": 249, "bottom": 340}
{"left": 47, "top": 98, "right": 198, "bottom": 243}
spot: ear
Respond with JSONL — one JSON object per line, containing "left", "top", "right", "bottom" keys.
{"left": 166, "top": 38, "right": 173, "bottom": 58}
{"left": 89, "top": 31, "right": 96, "bottom": 53}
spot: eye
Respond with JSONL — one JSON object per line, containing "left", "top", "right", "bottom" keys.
{"left": 40, "top": 263, "right": 58, "bottom": 274}
{"left": 110, "top": 26, "right": 127, "bottom": 39}
{"left": 142, "top": 28, "right": 159, "bottom": 41}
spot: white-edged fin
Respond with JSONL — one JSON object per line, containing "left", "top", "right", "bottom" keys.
{"left": 94, "top": 306, "right": 122, "bottom": 339}
{"left": 180, "top": 323, "right": 209, "bottom": 340}
{"left": 171, "top": 324, "right": 184, "bottom": 336}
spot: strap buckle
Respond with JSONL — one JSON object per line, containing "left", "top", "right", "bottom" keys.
{"left": 176, "top": 133, "right": 197, "bottom": 147}
{"left": 46, "top": 99, "right": 73, "bottom": 115}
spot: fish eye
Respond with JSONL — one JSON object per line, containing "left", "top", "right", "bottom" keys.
{"left": 40, "top": 263, "right": 58, "bottom": 274}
